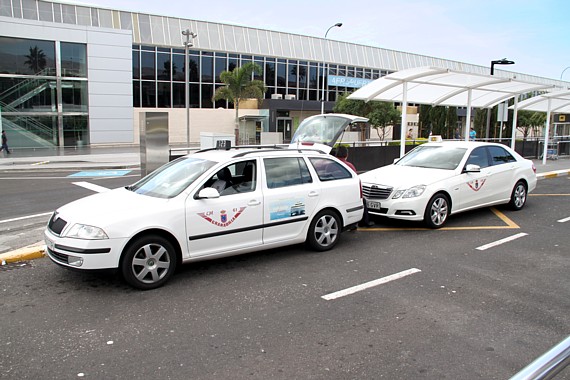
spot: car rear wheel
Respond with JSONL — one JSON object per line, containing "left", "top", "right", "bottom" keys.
{"left": 307, "top": 210, "right": 341, "bottom": 251}
{"left": 121, "top": 235, "right": 177, "bottom": 290}
{"left": 424, "top": 193, "right": 450, "bottom": 229}
{"left": 508, "top": 181, "right": 527, "bottom": 210}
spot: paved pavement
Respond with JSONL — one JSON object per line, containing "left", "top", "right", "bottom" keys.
{"left": 1, "top": 146, "right": 569, "bottom": 264}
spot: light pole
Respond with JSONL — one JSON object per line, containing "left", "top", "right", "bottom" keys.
{"left": 561, "top": 66, "right": 570, "bottom": 80}
{"left": 182, "top": 29, "right": 197, "bottom": 147}
{"left": 321, "top": 22, "right": 342, "bottom": 114}
{"left": 485, "top": 58, "right": 515, "bottom": 139}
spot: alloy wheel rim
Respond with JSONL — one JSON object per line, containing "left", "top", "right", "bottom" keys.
{"left": 131, "top": 243, "right": 171, "bottom": 284}
{"left": 315, "top": 215, "right": 338, "bottom": 247}
{"left": 431, "top": 198, "right": 448, "bottom": 226}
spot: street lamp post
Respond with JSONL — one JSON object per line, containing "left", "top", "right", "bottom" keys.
{"left": 561, "top": 66, "right": 570, "bottom": 80}
{"left": 182, "top": 29, "right": 197, "bottom": 147}
{"left": 321, "top": 23, "right": 342, "bottom": 114}
{"left": 485, "top": 58, "right": 515, "bottom": 139}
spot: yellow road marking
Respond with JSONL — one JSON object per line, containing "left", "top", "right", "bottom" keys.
{"left": 359, "top": 207, "right": 519, "bottom": 231}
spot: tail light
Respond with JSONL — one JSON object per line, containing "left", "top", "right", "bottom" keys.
{"left": 359, "top": 179, "right": 363, "bottom": 199}
{"left": 532, "top": 163, "right": 536, "bottom": 174}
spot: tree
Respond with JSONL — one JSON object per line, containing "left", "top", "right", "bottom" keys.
{"left": 24, "top": 46, "right": 47, "bottom": 74}
{"left": 517, "top": 110, "right": 546, "bottom": 138}
{"left": 333, "top": 93, "right": 400, "bottom": 140}
{"left": 213, "top": 62, "right": 266, "bottom": 144}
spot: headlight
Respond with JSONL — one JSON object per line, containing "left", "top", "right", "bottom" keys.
{"left": 64, "top": 224, "right": 109, "bottom": 240}
{"left": 392, "top": 185, "right": 426, "bottom": 199}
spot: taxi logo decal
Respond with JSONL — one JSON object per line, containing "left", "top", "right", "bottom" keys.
{"left": 198, "top": 207, "right": 246, "bottom": 227}
{"left": 467, "top": 179, "right": 486, "bottom": 192}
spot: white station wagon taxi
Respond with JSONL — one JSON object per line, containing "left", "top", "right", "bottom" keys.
{"left": 45, "top": 143, "right": 363, "bottom": 289}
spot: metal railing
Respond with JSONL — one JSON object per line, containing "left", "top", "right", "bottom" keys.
{"left": 510, "top": 335, "right": 570, "bottom": 380}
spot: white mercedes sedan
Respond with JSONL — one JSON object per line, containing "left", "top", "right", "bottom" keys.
{"left": 359, "top": 141, "right": 537, "bottom": 228}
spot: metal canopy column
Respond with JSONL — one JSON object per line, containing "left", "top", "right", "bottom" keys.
{"left": 400, "top": 81, "right": 408, "bottom": 157}
{"left": 464, "top": 89, "right": 472, "bottom": 142}
{"left": 511, "top": 96, "right": 519, "bottom": 150}
{"left": 542, "top": 98, "right": 552, "bottom": 165}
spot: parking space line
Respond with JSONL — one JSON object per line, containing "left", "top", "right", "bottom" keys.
{"left": 558, "top": 216, "right": 570, "bottom": 223}
{"left": 0, "top": 212, "right": 53, "bottom": 224}
{"left": 321, "top": 268, "right": 421, "bottom": 300}
{"left": 359, "top": 207, "right": 519, "bottom": 231}
{"left": 72, "top": 182, "right": 110, "bottom": 193}
{"left": 476, "top": 232, "right": 528, "bottom": 251}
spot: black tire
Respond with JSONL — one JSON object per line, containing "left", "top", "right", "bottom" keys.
{"left": 307, "top": 210, "right": 341, "bottom": 251}
{"left": 508, "top": 181, "right": 527, "bottom": 211}
{"left": 121, "top": 235, "right": 177, "bottom": 290}
{"left": 424, "top": 193, "right": 450, "bottom": 229}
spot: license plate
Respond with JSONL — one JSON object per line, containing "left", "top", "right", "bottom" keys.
{"left": 367, "top": 200, "right": 381, "bottom": 210}
{"left": 45, "top": 237, "right": 55, "bottom": 251}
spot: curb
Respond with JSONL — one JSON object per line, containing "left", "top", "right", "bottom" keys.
{"left": 0, "top": 243, "right": 45, "bottom": 265}
{"left": 537, "top": 169, "right": 570, "bottom": 180}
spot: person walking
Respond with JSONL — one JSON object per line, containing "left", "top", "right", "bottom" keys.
{"left": 1, "top": 130, "right": 11, "bottom": 154}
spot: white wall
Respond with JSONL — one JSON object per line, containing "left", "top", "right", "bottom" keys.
{"left": 0, "top": 16, "right": 133, "bottom": 144}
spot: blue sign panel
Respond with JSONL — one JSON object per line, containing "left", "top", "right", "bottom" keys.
{"left": 328, "top": 76, "right": 373, "bottom": 89}
{"left": 68, "top": 170, "right": 132, "bottom": 178}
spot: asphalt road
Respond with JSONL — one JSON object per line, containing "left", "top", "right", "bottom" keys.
{"left": 0, "top": 170, "right": 568, "bottom": 379}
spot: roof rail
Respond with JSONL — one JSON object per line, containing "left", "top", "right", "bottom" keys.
{"left": 232, "top": 147, "right": 328, "bottom": 158}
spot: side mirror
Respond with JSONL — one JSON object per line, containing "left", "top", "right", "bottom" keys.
{"left": 464, "top": 164, "right": 481, "bottom": 173}
{"left": 197, "top": 187, "right": 220, "bottom": 199}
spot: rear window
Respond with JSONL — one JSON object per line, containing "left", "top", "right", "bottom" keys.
{"left": 309, "top": 157, "right": 352, "bottom": 181}
{"left": 264, "top": 157, "right": 312, "bottom": 189}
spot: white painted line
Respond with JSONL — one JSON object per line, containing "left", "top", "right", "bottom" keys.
{"left": 0, "top": 212, "right": 53, "bottom": 224}
{"left": 72, "top": 181, "right": 110, "bottom": 193}
{"left": 558, "top": 216, "right": 570, "bottom": 223}
{"left": 321, "top": 268, "right": 421, "bottom": 301}
{"left": 476, "top": 232, "right": 528, "bottom": 251}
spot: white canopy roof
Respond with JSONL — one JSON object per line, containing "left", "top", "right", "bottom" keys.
{"left": 513, "top": 90, "right": 570, "bottom": 113}
{"left": 347, "top": 66, "right": 553, "bottom": 157}
{"left": 348, "top": 66, "right": 551, "bottom": 108}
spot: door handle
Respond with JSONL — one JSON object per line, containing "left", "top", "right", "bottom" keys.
{"left": 308, "top": 191, "right": 319, "bottom": 197}
{"left": 248, "top": 200, "right": 261, "bottom": 206}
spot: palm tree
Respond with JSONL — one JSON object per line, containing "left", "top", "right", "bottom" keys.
{"left": 213, "top": 62, "right": 266, "bottom": 144}
{"left": 24, "top": 46, "right": 47, "bottom": 74}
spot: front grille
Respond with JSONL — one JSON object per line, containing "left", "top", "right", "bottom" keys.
{"left": 362, "top": 185, "right": 393, "bottom": 200}
{"left": 48, "top": 213, "right": 67, "bottom": 235}
{"left": 47, "top": 247, "right": 68, "bottom": 264}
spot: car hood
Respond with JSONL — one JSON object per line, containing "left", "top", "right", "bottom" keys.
{"left": 56, "top": 187, "right": 169, "bottom": 227}
{"left": 359, "top": 164, "right": 456, "bottom": 188}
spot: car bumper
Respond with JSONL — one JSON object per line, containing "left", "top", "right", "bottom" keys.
{"left": 44, "top": 230, "right": 126, "bottom": 270}
{"left": 365, "top": 196, "right": 429, "bottom": 222}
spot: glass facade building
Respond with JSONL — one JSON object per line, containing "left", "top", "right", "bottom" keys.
{"left": 0, "top": 0, "right": 567, "bottom": 147}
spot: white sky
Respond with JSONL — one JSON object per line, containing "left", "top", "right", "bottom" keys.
{"left": 71, "top": 0, "right": 570, "bottom": 81}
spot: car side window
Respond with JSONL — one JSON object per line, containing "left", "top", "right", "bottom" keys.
{"left": 309, "top": 157, "right": 352, "bottom": 181}
{"left": 264, "top": 157, "right": 312, "bottom": 189}
{"left": 203, "top": 160, "right": 257, "bottom": 196}
{"left": 488, "top": 146, "right": 516, "bottom": 165}
{"left": 466, "top": 147, "right": 490, "bottom": 168}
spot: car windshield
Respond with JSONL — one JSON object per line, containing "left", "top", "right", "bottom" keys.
{"left": 128, "top": 157, "right": 217, "bottom": 198}
{"left": 396, "top": 145, "right": 467, "bottom": 170}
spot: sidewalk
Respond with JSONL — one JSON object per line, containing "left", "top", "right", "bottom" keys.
{"left": 1, "top": 145, "right": 568, "bottom": 176}
{"left": 0, "top": 145, "right": 141, "bottom": 171}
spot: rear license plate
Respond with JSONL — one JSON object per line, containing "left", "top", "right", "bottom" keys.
{"left": 367, "top": 200, "right": 381, "bottom": 210}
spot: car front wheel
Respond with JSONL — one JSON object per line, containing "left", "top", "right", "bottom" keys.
{"left": 307, "top": 210, "right": 341, "bottom": 251}
{"left": 508, "top": 181, "right": 527, "bottom": 210}
{"left": 424, "top": 193, "right": 450, "bottom": 229}
{"left": 121, "top": 235, "right": 177, "bottom": 290}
